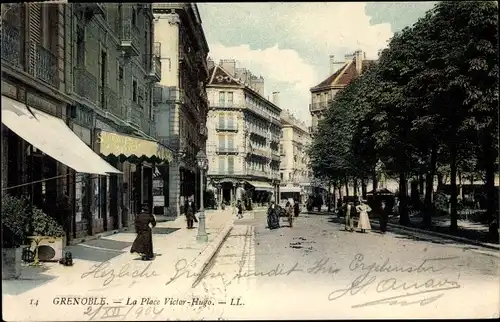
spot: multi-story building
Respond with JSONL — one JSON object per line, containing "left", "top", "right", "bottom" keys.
{"left": 279, "top": 110, "right": 312, "bottom": 203}
{"left": 152, "top": 3, "right": 210, "bottom": 216}
{"left": 309, "top": 50, "right": 375, "bottom": 132}
{"left": 205, "top": 59, "right": 282, "bottom": 206}
{"left": 1, "top": 3, "right": 171, "bottom": 243}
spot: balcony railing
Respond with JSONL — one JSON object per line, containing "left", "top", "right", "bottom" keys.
{"left": 153, "top": 86, "right": 163, "bottom": 105}
{"left": 216, "top": 147, "right": 238, "bottom": 154}
{"left": 27, "top": 41, "right": 59, "bottom": 87}
{"left": 1, "top": 21, "right": 21, "bottom": 67}
{"left": 309, "top": 102, "right": 328, "bottom": 112}
{"left": 146, "top": 55, "right": 161, "bottom": 82}
{"left": 247, "top": 169, "right": 267, "bottom": 177}
{"left": 216, "top": 124, "right": 238, "bottom": 132}
{"left": 179, "top": 46, "right": 193, "bottom": 70}
{"left": 119, "top": 19, "right": 140, "bottom": 56}
{"left": 102, "top": 86, "right": 121, "bottom": 117}
{"left": 153, "top": 42, "right": 161, "bottom": 57}
{"left": 73, "top": 67, "right": 98, "bottom": 103}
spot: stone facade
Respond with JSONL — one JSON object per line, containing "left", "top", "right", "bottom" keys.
{"left": 279, "top": 109, "right": 312, "bottom": 201}
{"left": 152, "top": 3, "right": 210, "bottom": 216}
{"left": 206, "top": 60, "right": 281, "bottom": 205}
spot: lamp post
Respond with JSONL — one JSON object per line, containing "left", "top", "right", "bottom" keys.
{"left": 196, "top": 150, "right": 208, "bottom": 243}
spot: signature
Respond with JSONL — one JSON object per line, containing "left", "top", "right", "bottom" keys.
{"left": 81, "top": 261, "right": 160, "bottom": 287}
{"left": 166, "top": 257, "right": 341, "bottom": 287}
{"left": 328, "top": 253, "right": 461, "bottom": 307}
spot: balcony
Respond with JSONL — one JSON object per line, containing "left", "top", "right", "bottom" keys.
{"left": 76, "top": 3, "right": 106, "bottom": 21}
{"left": 216, "top": 124, "right": 238, "bottom": 132}
{"left": 247, "top": 169, "right": 267, "bottom": 177}
{"left": 179, "top": 46, "right": 193, "bottom": 70}
{"left": 251, "top": 148, "right": 269, "bottom": 158}
{"left": 1, "top": 21, "right": 21, "bottom": 68}
{"left": 146, "top": 55, "right": 161, "bottom": 82}
{"left": 27, "top": 41, "right": 59, "bottom": 88}
{"left": 153, "top": 86, "right": 163, "bottom": 105}
{"left": 73, "top": 67, "right": 98, "bottom": 103}
{"left": 119, "top": 19, "right": 140, "bottom": 57}
{"left": 216, "top": 147, "right": 238, "bottom": 154}
{"left": 309, "top": 102, "right": 328, "bottom": 112}
{"left": 101, "top": 86, "right": 121, "bottom": 117}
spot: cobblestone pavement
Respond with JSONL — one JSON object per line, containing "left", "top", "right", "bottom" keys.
{"left": 199, "top": 211, "right": 499, "bottom": 320}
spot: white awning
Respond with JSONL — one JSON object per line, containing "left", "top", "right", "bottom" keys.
{"left": 280, "top": 186, "right": 302, "bottom": 193}
{"left": 1, "top": 96, "right": 121, "bottom": 175}
{"left": 246, "top": 180, "right": 273, "bottom": 191}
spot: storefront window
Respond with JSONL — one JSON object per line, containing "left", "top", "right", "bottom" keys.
{"left": 75, "top": 173, "right": 87, "bottom": 223}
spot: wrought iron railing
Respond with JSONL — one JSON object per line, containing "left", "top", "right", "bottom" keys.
{"left": 153, "top": 86, "right": 163, "bottom": 104}
{"left": 73, "top": 67, "right": 98, "bottom": 103}
{"left": 153, "top": 42, "right": 161, "bottom": 57}
{"left": 104, "top": 86, "right": 120, "bottom": 116}
{"left": 27, "top": 41, "right": 58, "bottom": 87}
{"left": 1, "top": 21, "right": 21, "bottom": 67}
{"left": 310, "top": 102, "right": 328, "bottom": 112}
{"left": 217, "top": 147, "right": 238, "bottom": 153}
{"left": 121, "top": 19, "right": 140, "bottom": 46}
{"left": 216, "top": 124, "right": 238, "bottom": 131}
{"left": 152, "top": 55, "right": 161, "bottom": 79}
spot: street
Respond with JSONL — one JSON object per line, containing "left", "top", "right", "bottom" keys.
{"left": 196, "top": 210, "right": 500, "bottom": 319}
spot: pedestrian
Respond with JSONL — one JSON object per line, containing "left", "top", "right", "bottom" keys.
{"left": 267, "top": 201, "right": 280, "bottom": 229}
{"left": 356, "top": 199, "right": 372, "bottom": 233}
{"left": 345, "top": 202, "right": 354, "bottom": 232}
{"left": 286, "top": 201, "right": 294, "bottom": 227}
{"left": 237, "top": 200, "right": 243, "bottom": 219}
{"left": 184, "top": 197, "right": 196, "bottom": 229}
{"left": 130, "top": 204, "right": 156, "bottom": 261}
{"left": 379, "top": 200, "right": 388, "bottom": 233}
{"left": 294, "top": 199, "right": 300, "bottom": 217}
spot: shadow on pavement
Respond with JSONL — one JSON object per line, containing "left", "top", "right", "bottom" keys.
{"left": 2, "top": 266, "right": 56, "bottom": 296}
{"left": 152, "top": 227, "right": 181, "bottom": 235}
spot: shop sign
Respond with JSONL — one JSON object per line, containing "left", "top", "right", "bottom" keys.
{"left": 96, "top": 130, "right": 173, "bottom": 162}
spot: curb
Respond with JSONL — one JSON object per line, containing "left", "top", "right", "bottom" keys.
{"left": 190, "top": 219, "right": 234, "bottom": 288}
{"left": 307, "top": 211, "right": 500, "bottom": 251}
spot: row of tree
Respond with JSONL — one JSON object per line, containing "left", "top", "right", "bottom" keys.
{"left": 309, "top": 1, "right": 498, "bottom": 231}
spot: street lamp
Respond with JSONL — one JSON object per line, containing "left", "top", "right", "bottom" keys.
{"left": 196, "top": 150, "right": 208, "bottom": 243}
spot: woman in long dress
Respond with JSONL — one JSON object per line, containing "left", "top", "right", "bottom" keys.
{"left": 267, "top": 201, "right": 280, "bottom": 230}
{"left": 356, "top": 200, "right": 372, "bottom": 233}
{"left": 130, "top": 204, "right": 156, "bottom": 260}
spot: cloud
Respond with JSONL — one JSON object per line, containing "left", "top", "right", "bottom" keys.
{"left": 199, "top": 3, "right": 396, "bottom": 125}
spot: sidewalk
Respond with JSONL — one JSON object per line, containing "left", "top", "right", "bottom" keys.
{"left": 307, "top": 210, "right": 500, "bottom": 250}
{"left": 2, "top": 209, "right": 237, "bottom": 321}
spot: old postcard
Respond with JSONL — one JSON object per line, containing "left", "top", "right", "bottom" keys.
{"left": 2, "top": 1, "right": 499, "bottom": 321}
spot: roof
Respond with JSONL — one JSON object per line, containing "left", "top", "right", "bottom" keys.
{"left": 310, "top": 59, "right": 376, "bottom": 92}
{"left": 208, "top": 65, "right": 241, "bottom": 86}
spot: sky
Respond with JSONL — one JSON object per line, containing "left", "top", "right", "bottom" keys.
{"left": 197, "top": 2, "right": 437, "bottom": 125}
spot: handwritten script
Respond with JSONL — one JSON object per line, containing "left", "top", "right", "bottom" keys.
{"left": 81, "top": 261, "right": 160, "bottom": 287}
{"left": 166, "top": 257, "right": 341, "bottom": 287}
{"left": 328, "top": 253, "right": 461, "bottom": 308}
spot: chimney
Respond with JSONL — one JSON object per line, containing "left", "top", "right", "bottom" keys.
{"left": 355, "top": 49, "right": 364, "bottom": 74}
{"left": 272, "top": 91, "right": 280, "bottom": 107}
{"left": 207, "top": 57, "right": 215, "bottom": 70}
{"left": 250, "top": 76, "right": 265, "bottom": 96}
{"left": 219, "top": 59, "right": 236, "bottom": 77}
{"left": 329, "top": 55, "right": 336, "bottom": 74}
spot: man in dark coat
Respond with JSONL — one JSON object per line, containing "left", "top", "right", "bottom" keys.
{"left": 184, "top": 198, "right": 196, "bottom": 229}
{"left": 267, "top": 201, "right": 280, "bottom": 230}
{"left": 130, "top": 204, "right": 156, "bottom": 260}
{"left": 294, "top": 199, "right": 300, "bottom": 217}
{"left": 237, "top": 200, "right": 243, "bottom": 219}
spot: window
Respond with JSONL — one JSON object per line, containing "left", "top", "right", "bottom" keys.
{"left": 227, "top": 156, "right": 234, "bottom": 174}
{"left": 100, "top": 50, "right": 107, "bottom": 108}
{"left": 227, "top": 115, "right": 234, "bottom": 129}
{"left": 219, "top": 91, "right": 225, "bottom": 106}
{"left": 218, "top": 156, "right": 225, "bottom": 173}
{"left": 218, "top": 114, "right": 225, "bottom": 129}
{"left": 218, "top": 135, "right": 225, "bottom": 150}
{"left": 76, "top": 24, "right": 85, "bottom": 67}
{"left": 132, "top": 80, "right": 138, "bottom": 103}
{"left": 132, "top": 8, "right": 137, "bottom": 27}
{"left": 280, "top": 173, "right": 283, "bottom": 180}
{"left": 227, "top": 136, "right": 234, "bottom": 150}
{"left": 227, "top": 92, "right": 234, "bottom": 106}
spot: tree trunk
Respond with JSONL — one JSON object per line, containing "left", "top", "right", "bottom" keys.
{"left": 399, "top": 172, "right": 410, "bottom": 226}
{"left": 344, "top": 177, "right": 349, "bottom": 197}
{"left": 372, "top": 167, "right": 378, "bottom": 192}
{"left": 327, "top": 183, "right": 332, "bottom": 212}
{"left": 424, "top": 144, "right": 437, "bottom": 228}
{"left": 353, "top": 179, "right": 358, "bottom": 198}
{"left": 332, "top": 182, "right": 337, "bottom": 210}
{"left": 437, "top": 173, "right": 444, "bottom": 191}
{"left": 361, "top": 178, "right": 367, "bottom": 199}
{"left": 483, "top": 135, "right": 497, "bottom": 226}
{"left": 338, "top": 185, "right": 343, "bottom": 207}
{"left": 450, "top": 145, "right": 458, "bottom": 232}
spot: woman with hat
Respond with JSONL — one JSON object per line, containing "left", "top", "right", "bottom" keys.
{"left": 130, "top": 204, "right": 156, "bottom": 260}
{"left": 355, "top": 199, "right": 372, "bottom": 233}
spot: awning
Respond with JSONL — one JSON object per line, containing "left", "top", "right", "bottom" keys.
{"left": 246, "top": 180, "right": 274, "bottom": 191}
{"left": 96, "top": 130, "right": 173, "bottom": 163}
{"left": 1, "top": 96, "right": 121, "bottom": 175}
{"left": 280, "top": 186, "right": 302, "bottom": 193}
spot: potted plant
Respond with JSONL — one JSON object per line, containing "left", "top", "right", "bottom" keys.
{"left": 28, "top": 206, "right": 66, "bottom": 263}
{"left": 2, "top": 194, "right": 30, "bottom": 280}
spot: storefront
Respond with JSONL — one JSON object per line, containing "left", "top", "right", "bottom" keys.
{"left": 1, "top": 94, "right": 121, "bottom": 244}
{"left": 94, "top": 130, "right": 174, "bottom": 221}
